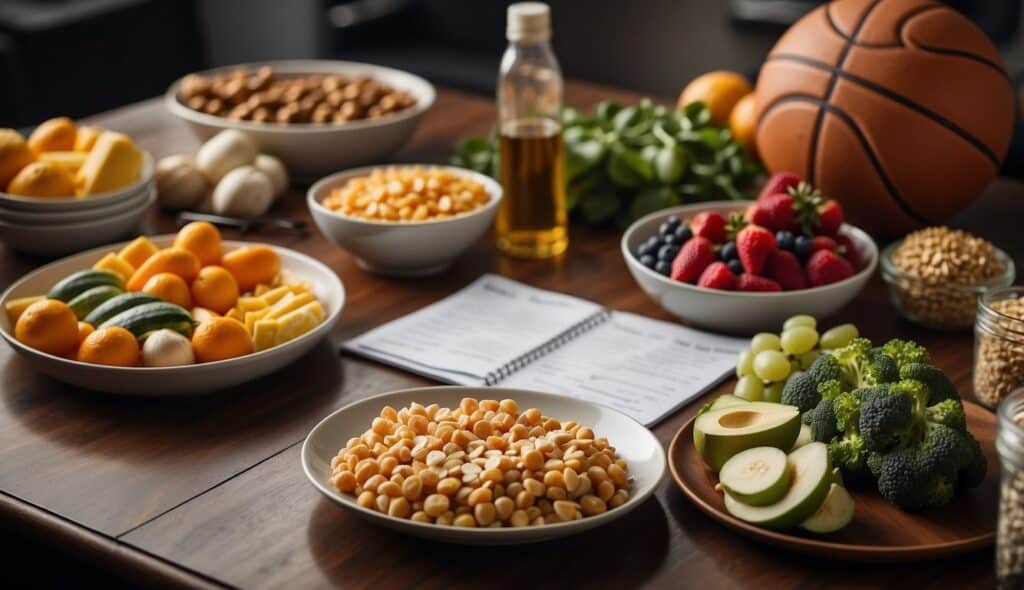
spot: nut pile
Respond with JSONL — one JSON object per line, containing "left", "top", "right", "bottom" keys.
{"left": 996, "top": 410, "right": 1024, "bottom": 588}
{"left": 178, "top": 66, "right": 417, "bottom": 124}
{"left": 330, "top": 398, "right": 631, "bottom": 527}
{"left": 975, "top": 296, "right": 1024, "bottom": 408}
{"left": 888, "top": 227, "right": 1007, "bottom": 328}
{"left": 323, "top": 166, "right": 490, "bottom": 222}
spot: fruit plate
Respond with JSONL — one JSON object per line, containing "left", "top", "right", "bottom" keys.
{"left": 0, "top": 235, "right": 344, "bottom": 396}
{"left": 668, "top": 400, "right": 997, "bottom": 562}
{"left": 302, "top": 386, "right": 666, "bottom": 545}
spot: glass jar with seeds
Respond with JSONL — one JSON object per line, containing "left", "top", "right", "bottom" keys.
{"left": 996, "top": 388, "right": 1024, "bottom": 589}
{"left": 976, "top": 288, "right": 1024, "bottom": 410}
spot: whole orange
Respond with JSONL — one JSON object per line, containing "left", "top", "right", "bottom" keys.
{"left": 173, "top": 221, "right": 223, "bottom": 267}
{"left": 191, "top": 317, "right": 253, "bottom": 363}
{"left": 126, "top": 248, "right": 200, "bottom": 291}
{"left": 77, "top": 326, "right": 140, "bottom": 366}
{"left": 76, "top": 321, "right": 95, "bottom": 349}
{"left": 15, "top": 299, "right": 79, "bottom": 356}
{"left": 191, "top": 266, "right": 239, "bottom": 314}
{"left": 142, "top": 272, "right": 193, "bottom": 308}
{"left": 221, "top": 245, "right": 280, "bottom": 293}
{"left": 729, "top": 93, "right": 758, "bottom": 158}
{"left": 678, "top": 71, "right": 752, "bottom": 126}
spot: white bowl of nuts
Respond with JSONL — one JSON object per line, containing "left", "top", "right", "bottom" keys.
{"left": 164, "top": 60, "right": 435, "bottom": 181}
{"left": 301, "top": 387, "right": 665, "bottom": 545}
{"left": 308, "top": 165, "right": 502, "bottom": 277}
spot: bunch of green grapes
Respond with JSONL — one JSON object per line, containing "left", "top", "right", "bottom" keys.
{"left": 733, "top": 315, "right": 860, "bottom": 403}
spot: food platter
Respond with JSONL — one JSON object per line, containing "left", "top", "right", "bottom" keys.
{"left": 668, "top": 399, "right": 998, "bottom": 562}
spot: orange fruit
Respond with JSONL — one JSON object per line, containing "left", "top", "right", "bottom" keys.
{"left": 14, "top": 299, "right": 79, "bottom": 356}
{"left": 126, "top": 248, "right": 200, "bottom": 291}
{"left": 142, "top": 272, "right": 193, "bottom": 308}
{"left": 191, "top": 317, "right": 253, "bottom": 363}
{"left": 191, "top": 266, "right": 239, "bottom": 314}
{"left": 7, "top": 161, "right": 76, "bottom": 197}
{"left": 173, "top": 221, "right": 223, "bottom": 267}
{"left": 729, "top": 93, "right": 758, "bottom": 158}
{"left": 76, "top": 321, "right": 95, "bottom": 347}
{"left": 678, "top": 71, "right": 752, "bottom": 126}
{"left": 77, "top": 326, "right": 140, "bottom": 366}
{"left": 0, "top": 129, "right": 35, "bottom": 189}
{"left": 28, "top": 117, "right": 77, "bottom": 154}
{"left": 221, "top": 245, "right": 280, "bottom": 293}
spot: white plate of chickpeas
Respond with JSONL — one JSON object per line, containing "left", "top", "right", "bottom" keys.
{"left": 302, "top": 386, "right": 666, "bottom": 544}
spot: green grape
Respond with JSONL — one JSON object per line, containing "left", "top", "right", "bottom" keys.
{"left": 763, "top": 381, "right": 785, "bottom": 403}
{"left": 820, "top": 323, "right": 859, "bottom": 350}
{"left": 734, "top": 375, "right": 764, "bottom": 402}
{"left": 736, "top": 350, "right": 755, "bottom": 378}
{"left": 780, "top": 326, "right": 819, "bottom": 355}
{"left": 782, "top": 314, "right": 817, "bottom": 331}
{"left": 750, "top": 333, "right": 782, "bottom": 354}
{"left": 753, "top": 350, "right": 791, "bottom": 382}
{"left": 797, "top": 350, "right": 821, "bottom": 370}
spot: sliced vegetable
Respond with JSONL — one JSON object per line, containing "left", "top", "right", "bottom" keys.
{"left": 83, "top": 292, "right": 159, "bottom": 326}
{"left": 719, "top": 447, "right": 791, "bottom": 506}
{"left": 47, "top": 270, "right": 123, "bottom": 302}
{"left": 67, "top": 285, "right": 123, "bottom": 320}
{"left": 99, "top": 301, "right": 194, "bottom": 338}
{"left": 800, "top": 483, "right": 855, "bottom": 534}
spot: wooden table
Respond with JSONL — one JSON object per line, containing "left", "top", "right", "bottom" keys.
{"left": 1, "top": 80, "right": 1020, "bottom": 589}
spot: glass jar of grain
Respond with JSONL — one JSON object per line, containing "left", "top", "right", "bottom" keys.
{"left": 975, "top": 288, "right": 1024, "bottom": 409}
{"left": 997, "top": 388, "right": 1024, "bottom": 589}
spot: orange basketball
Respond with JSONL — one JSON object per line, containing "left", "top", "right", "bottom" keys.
{"left": 754, "top": 0, "right": 1015, "bottom": 236}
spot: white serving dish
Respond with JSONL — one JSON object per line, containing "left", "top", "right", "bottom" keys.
{"left": 302, "top": 386, "right": 665, "bottom": 545}
{"left": 621, "top": 201, "right": 878, "bottom": 335}
{"left": 165, "top": 60, "right": 436, "bottom": 181}
{"left": 0, "top": 182, "right": 152, "bottom": 225}
{"left": 307, "top": 165, "right": 502, "bottom": 277}
{"left": 0, "top": 235, "right": 345, "bottom": 395}
{"left": 0, "top": 186, "right": 156, "bottom": 257}
{"left": 0, "top": 151, "right": 154, "bottom": 212}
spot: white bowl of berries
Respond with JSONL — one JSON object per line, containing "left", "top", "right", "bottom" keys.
{"left": 621, "top": 174, "right": 877, "bottom": 335}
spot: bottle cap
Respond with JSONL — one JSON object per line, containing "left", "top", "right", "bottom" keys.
{"left": 507, "top": 2, "right": 551, "bottom": 43}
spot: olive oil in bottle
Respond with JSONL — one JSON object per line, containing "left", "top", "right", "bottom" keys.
{"left": 496, "top": 3, "right": 568, "bottom": 259}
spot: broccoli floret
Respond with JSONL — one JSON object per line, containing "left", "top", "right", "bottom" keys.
{"left": 925, "top": 398, "right": 967, "bottom": 431}
{"left": 880, "top": 339, "right": 931, "bottom": 369}
{"left": 899, "top": 363, "right": 959, "bottom": 404}
{"left": 817, "top": 378, "right": 843, "bottom": 400}
{"left": 807, "top": 398, "right": 839, "bottom": 443}
{"left": 866, "top": 350, "right": 900, "bottom": 384}
{"left": 832, "top": 338, "right": 900, "bottom": 389}
{"left": 806, "top": 353, "right": 841, "bottom": 385}
{"left": 828, "top": 432, "right": 867, "bottom": 474}
{"left": 889, "top": 379, "right": 930, "bottom": 414}
{"left": 859, "top": 389, "right": 915, "bottom": 451}
{"left": 874, "top": 447, "right": 934, "bottom": 509}
{"left": 832, "top": 391, "right": 862, "bottom": 432}
{"left": 781, "top": 372, "right": 821, "bottom": 413}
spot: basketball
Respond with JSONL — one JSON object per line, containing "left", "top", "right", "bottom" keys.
{"left": 754, "top": 0, "right": 1016, "bottom": 236}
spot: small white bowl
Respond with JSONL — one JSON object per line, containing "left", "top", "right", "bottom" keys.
{"left": 0, "top": 186, "right": 156, "bottom": 257}
{"left": 302, "top": 385, "right": 665, "bottom": 545}
{"left": 165, "top": 60, "right": 436, "bottom": 181}
{"left": 621, "top": 201, "right": 878, "bottom": 335}
{"left": 0, "top": 182, "right": 152, "bottom": 225}
{"left": 0, "top": 151, "right": 154, "bottom": 212}
{"left": 308, "top": 165, "right": 502, "bottom": 277}
{"left": 0, "top": 235, "right": 345, "bottom": 395}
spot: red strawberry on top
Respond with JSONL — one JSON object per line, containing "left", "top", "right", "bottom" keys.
{"left": 748, "top": 193, "right": 795, "bottom": 231}
{"left": 757, "top": 171, "right": 802, "bottom": 202}
{"left": 671, "top": 236, "right": 716, "bottom": 284}
{"left": 806, "top": 250, "right": 854, "bottom": 287}
{"left": 737, "top": 273, "right": 782, "bottom": 292}
{"left": 834, "top": 234, "right": 862, "bottom": 270}
{"left": 697, "top": 262, "right": 736, "bottom": 290}
{"left": 765, "top": 250, "right": 807, "bottom": 291}
{"left": 736, "top": 225, "right": 777, "bottom": 276}
{"left": 690, "top": 211, "right": 727, "bottom": 244}
{"left": 811, "top": 236, "right": 838, "bottom": 253}
{"left": 817, "top": 200, "right": 844, "bottom": 235}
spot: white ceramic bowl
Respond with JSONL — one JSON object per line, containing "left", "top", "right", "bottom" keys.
{"left": 165, "top": 60, "right": 436, "bottom": 181}
{"left": 308, "top": 165, "right": 502, "bottom": 277}
{"left": 302, "top": 385, "right": 665, "bottom": 545}
{"left": 621, "top": 201, "right": 878, "bottom": 335}
{"left": 0, "top": 235, "right": 345, "bottom": 395}
{"left": 0, "top": 182, "right": 152, "bottom": 225}
{"left": 0, "top": 151, "right": 154, "bottom": 212}
{"left": 0, "top": 186, "right": 156, "bottom": 257}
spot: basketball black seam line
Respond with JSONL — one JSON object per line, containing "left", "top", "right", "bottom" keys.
{"left": 766, "top": 52, "right": 1001, "bottom": 166}
{"left": 808, "top": 0, "right": 885, "bottom": 183}
{"left": 824, "top": 1, "right": 942, "bottom": 48}
{"left": 760, "top": 94, "right": 932, "bottom": 225}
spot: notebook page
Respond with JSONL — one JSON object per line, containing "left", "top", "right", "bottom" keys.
{"left": 343, "top": 274, "right": 603, "bottom": 384}
{"left": 500, "top": 311, "right": 746, "bottom": 425}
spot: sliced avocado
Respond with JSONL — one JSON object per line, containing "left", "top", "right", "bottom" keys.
{"left": 719, "top": 446, "right": 791, "bottom": 506}
{"left": 695, "top": 402, "right": 801, "bottom": 471}
{"left": 711, "top": 394, "right": 749, "bottom": 410}
{"left": 830, "top": 467, "right": 844, "bottom": 487}
{"left": 790, "top": 424, "right": 812, "bottom": 451}
{"left": 723, "top": 442, "right": 832, "bottom": 529}
{"left": 800, "top": 482, "right": 855, "bottom": 534}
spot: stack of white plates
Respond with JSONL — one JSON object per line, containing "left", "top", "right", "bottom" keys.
{"left": 0, "top": 152, "right": 156, "bottom": 257}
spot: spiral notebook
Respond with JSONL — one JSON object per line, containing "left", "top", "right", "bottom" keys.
{"left": 343, "top": 274, "right": 746, "bottom": 426}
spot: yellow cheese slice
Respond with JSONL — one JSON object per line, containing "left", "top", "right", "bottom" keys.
{"left": 39, "top": 151, "right": 88, "bottom": 174}
{"left": 92, "top": 252, "right": 135, "bottom": 282}
{"left": 265, "top": 292, "right": 315, "bottom": 320}
{"left": 252, "top": 319, "right": 280, "bottom": 351}
{"left": 76, "top": 131, "right": 142, "bottom": 195}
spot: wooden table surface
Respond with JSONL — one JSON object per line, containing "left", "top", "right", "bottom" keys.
{"left": 1, "top": 80, "right": 1021, "bottom": 590}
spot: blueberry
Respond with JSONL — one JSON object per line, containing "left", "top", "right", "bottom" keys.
{"left": 674, "top": 225, "right": 693, "bottom": 242}
{"left": 720, "top": 242, "right": 738, "bottom": 261}
{"left": 659, "top": 222, "right": 675, "bottom": 236}
{"left": 775, "top": 230, "right": 795, "bottom": 252}
{"left": 654, "top": 260, "right": 671, "bottom": 276}
{"left": 637, "top": 242, "right": 654, "bottom": 257}
{"left": 727, "top": 259, "right": 744, "bottom": 275}
{"left": 639, "top": 254, "right": 657, "bottom": 269}
{"left": 795, "top": 235, "right": 813, "bottom": 260}
{"left": 658, "top": 244, "right": 680, "bottom": 261}
{"left": 662, "top": 233, "right": 679, "bottom": 247}
{"left": 665, "top": 215, "right": 681, "bottom": 228}
{"left": 646, "top": 235, "right": 662, "bottom": 249}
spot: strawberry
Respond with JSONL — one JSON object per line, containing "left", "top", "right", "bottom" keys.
{"left": 806, "top": 250, "right": 854, "bottom": 287}
{"left": 737, "top": 273, "right": 782, "bottom": 292}
{"left": 834, "top": 234, "right": 862, "bottom": 270}
{"left": 671, "top": 236, "right": 716, "bottom": 284}
{"left": 748, "top": 193, "right": 795, "bottom": 231}
{"left": 817, "top": 200, "right": 844, "bottom": 235}
{"left": 736, "top": 225, "right": 777, "bottom": 276}
{"left": 697, "top": 262, "right": 736, "bottom": 290}
{"left": 811, "top": 236, "right": 838, "bottom": 253}
{"left": 757, "top": 171, "right": 802, "bottom": 202}
{"left": 765, "top": 250, "right": 807, "bottom": 291}
{"left": 690, "top": 211, "right": 727, "bottom": 244}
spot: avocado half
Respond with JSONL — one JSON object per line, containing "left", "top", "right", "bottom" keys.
{"left": 694, "top": 402, "right": 801, "bottom": 472}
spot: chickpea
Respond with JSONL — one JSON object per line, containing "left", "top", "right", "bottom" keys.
{"left": 474, "top": 502, "right": 497, "bottom": 526}
{"left": 453, "top": 514, "right": 477, "bottom": 528}
{"left": 580, "top": 495, "right": 607, "bottom": 516}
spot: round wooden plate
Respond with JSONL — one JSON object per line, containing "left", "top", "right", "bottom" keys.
{"left": 668, "top": 400, "right": 998, "bottom": 562}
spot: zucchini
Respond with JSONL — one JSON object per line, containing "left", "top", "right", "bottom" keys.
{"left": 47, "top": 269, "right": 123, "bottom": 302}
{"left": 84, "top": 292, "right": 159, "bottom": 326}
{"left": 100, "top": 301, "right": 194, "bottom": 338}
{"left": 67, "top": 285, "right": 123, "bottom": 320}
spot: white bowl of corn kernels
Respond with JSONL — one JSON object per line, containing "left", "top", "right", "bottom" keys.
{"left": 308, "top": 165, "right": 502, "bottom": 277}
{"left": 302, "top": 386, "right": 665, "bottom": 545}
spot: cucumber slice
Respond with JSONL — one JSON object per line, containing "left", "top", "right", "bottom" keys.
{"left": 800, "top": 483, "right": 855, "bottom": 534}
{"left": 67, "top": 285, "right": 123, "bottom": 320}
{"left": 719, "top": 447, "right": 791, "bottom": 506}
{"left": 790, "top": 424, "right": 812, "bottom": 451}
{"left": 723, "top": 442, "right": 832, "bottom": 529}
{"left": 47, "top": 269, "right": 123, "bottom": 302}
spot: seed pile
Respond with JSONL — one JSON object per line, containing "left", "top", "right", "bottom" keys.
{"left": 996, "top": 410, "right": 1024, "bottom": 588}
{"left": 975, "top": 296, "right": 1024, "bottom": 408}
{"left": 323, "top": 167, "right": 489, "bottom": 222}
{"left": 889, "top": 227, "right": 1007, "bottom": 328}
{"left": 330, "top": 397, "right": 631, "bottom": 527}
